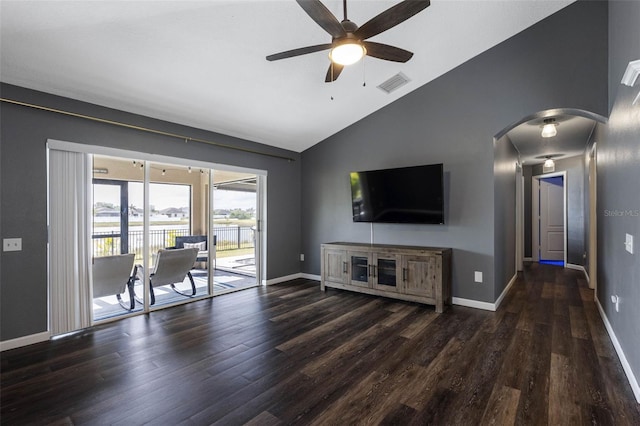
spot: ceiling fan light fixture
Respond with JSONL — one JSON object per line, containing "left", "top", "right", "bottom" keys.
{"left": 329, "top": 42, "right": 366, "bottom": 66}
{"left": 541, "top": 118, "right": 558, "bottom": 138}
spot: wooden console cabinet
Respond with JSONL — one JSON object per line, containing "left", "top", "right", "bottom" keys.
{"left": 321, "top": 242, "right": 452, "bottom": 313}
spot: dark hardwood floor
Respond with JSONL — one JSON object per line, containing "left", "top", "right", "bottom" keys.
{"left": 2, "top": 263, "right": 639, "bottom": 425}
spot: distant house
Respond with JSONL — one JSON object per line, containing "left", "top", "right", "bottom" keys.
{"left": 160, "top": 207, "right": 189, "bottom": 218}
{"left": 94, "top": 206, "right": 119, "bottom": 217}
{"left": 129, "top": 207, "right": 144, "bottom": 217}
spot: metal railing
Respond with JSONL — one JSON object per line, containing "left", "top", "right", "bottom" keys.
{"left": 92, "top": 227, "right": 255, "bottom": 260}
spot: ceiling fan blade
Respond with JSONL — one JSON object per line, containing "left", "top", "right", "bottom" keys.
{"left": 266, "top": 43, "right": 333, "bottom": 61}
{"left": 325, "top": 63, "right": 344, "bottom": 82}
{"left": 355, "top": 0, "right": 430, "bottom": 41}
{"left": 363, "top": 42, "right": 413, "bottom": 62}
{"left": 296, "top": 0, "right": 346, "bottom": 39}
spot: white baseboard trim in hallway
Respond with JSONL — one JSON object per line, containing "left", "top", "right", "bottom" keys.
{"left": 596, "top": 297, "right": 640, "bottom": 403}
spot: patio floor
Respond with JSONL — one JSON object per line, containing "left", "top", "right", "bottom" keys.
{"left": 93, "top": 263, "right": 257, "bottom": 322}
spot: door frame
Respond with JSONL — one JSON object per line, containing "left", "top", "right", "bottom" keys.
{"left": 588, "top": 143, "right": 597, "bottom": 289}
{"left": 48, "top": 139, "right": 268, "bottom": 322}
{"left": 532, "top": 171, "right": 567, "bottom": 265}
{"left": 515, "top": 163, "right": 524, "bottom": 272}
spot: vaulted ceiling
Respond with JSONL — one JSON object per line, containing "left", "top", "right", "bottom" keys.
{"left": 1, "top": 1, "right": 575, "bottom": 153}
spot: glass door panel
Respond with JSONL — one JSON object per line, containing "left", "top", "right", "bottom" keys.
{"left": 376, "top": 259, "right": 397, "bottom": 287}
{"left": 91, "top": 155, "right": 144, "bottom": 321}
{"left": 144, "top": 161, "right": 210, "bottom": 308}
{"left": 373, "top": 254, "right": 400, "bottom": 291}
{"left": 212, "top": 170, "right": 259, "bottom": 293}
{"left": 349, "top": 252, "right": 370, "bottom": 287}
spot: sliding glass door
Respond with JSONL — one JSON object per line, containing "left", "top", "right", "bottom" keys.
{"left": 91, "top": 158, "right": 144, "bottom": 321}
{"left": 86, "top": 152, "right": 264, "bottom": 323}
{"left": 212, "top": 170, "right": 260, "bottom": 293}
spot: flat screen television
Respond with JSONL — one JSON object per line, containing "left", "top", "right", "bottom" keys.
{"left": 350, "top": 163, "right": 444, "bottom": 224}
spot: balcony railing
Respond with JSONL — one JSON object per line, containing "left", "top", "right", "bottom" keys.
{"left": 92, "top": 227, "right": 255, "bottom": 260}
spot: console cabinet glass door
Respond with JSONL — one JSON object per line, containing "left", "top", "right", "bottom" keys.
{"left": 349, "top": 251, "right": 370, "bottom": 287}
{"left": 372, "top": 254, "right": 400, "bottom": 291}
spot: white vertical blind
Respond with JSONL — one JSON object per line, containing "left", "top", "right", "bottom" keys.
{"left": 48, "top": 149, "right": 92, "bottom": 335}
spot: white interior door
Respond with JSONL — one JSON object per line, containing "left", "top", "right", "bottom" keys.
{"left": 539, "top": 176, "right": 565, "bottom": 261}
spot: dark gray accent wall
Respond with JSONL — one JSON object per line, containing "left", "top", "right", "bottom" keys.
{"left": 301, "top": 0, "right": 607, "bottom": 304}
{"left": 0, "top": 84, "right": 302, "bottom": 342}
{"left": 494, "top": 135, "right": 518, "bottom": 299}
{"left": 525, "top": 155, "right": 586, "bottom": 265}
{"left": 598, "top": 0, "right": 640, "bottom": 393}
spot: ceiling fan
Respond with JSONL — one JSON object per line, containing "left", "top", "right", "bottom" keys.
{"left": 266, "top": 0, "right": 430, "bottom": 82}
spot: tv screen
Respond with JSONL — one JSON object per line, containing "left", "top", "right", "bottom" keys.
{"left": 350, "top": 163, "right": 444, "bottom": 224}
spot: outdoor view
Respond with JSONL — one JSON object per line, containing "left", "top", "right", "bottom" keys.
{"left": 91, "top": 155, "right": 259, "bottom": 321}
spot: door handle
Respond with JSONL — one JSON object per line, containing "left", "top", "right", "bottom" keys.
{"left": 343, "top": 261, "right": 348, "bottom": 274}
{"left": 402, "top": 268, "right": 407, "bottom": 282}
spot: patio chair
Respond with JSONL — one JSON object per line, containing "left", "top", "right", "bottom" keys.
{"left": 92, "top": 253, "right": 136, "bottom": 310}
{"left": 135, "top": 248, "right": 199, "bottom": 305}
{"left": 173, "top": 235, "right": 216, "bottom": 266}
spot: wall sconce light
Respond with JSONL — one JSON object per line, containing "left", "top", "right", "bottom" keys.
{"left": 541, "top": 118, "right": 558, "bottom": 138}
{"left": 543, "top": 157, "right": 555, "bottom": 173}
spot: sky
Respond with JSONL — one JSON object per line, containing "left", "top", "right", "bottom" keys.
{"left": 94, "top": 182, "right": 256, "bottom": 211}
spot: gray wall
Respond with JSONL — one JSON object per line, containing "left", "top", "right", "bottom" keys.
{"left": 597, "top": 0, "right": 640, "bottom": 393}
{"left": 301, "top": 0, "right": 607, "bottom": 304}
{"left": 493, "top": 135, "right": 518, "bottom": 299}
{"left": 524, "top": 155, "right": 586, "bottom": 265}
{"left": 0, "top": 84, "right": 302, "bottom": 342}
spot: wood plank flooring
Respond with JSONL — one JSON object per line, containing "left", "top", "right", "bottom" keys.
{"left": 2, "top": 263, "right": 639, "bottom": 425}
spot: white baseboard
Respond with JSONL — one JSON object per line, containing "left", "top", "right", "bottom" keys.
{"left": 264, "top": 273, "right": 301, "bottom": 285}
{"left": 0, "top": 331, "right": 50, "bottom": 352}
{"left": 452, "top": 297, "right": 496, "bottom": 311}
{"left": 494, "top": 273, "right": 518, "bottom": 310}
{"left": 452, "top": 273, "right": 517, "bottom": 312}
{"left": 565, "top": 263, "right": 590, "bottom": 284}
{"left": 566, "top": 263, "right": 585, "bottom": 272}
{"left": 301, "top": 273, "right": 321, "bottom": 281}
{"left": 264, "top": 273, "right": 319, "bottom": 286}
{"left": 595, "top": 297, "right": 640, "bottom": 403}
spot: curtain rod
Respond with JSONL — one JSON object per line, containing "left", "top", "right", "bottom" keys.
{"left": 0, "top": 97, "right": 295, "bottom": 162}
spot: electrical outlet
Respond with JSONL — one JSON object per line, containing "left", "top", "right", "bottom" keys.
{"left": 3, "top": 238, "right": 22, "bottom": 252}
{"left": 474, "top": 271, "right": 483, "bottom": 283}
{"left": 300, "top": 253, "right": 305, "bottom": 261}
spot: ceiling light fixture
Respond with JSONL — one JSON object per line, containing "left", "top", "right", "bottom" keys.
{"left": 329, "top": 41, "right": 366, "bottom": 66}
{"left": 541, "top": 118, "right": 558, "bottom": 138}
{"left": 543, "top": 157, "right": 555, "bottom": 173}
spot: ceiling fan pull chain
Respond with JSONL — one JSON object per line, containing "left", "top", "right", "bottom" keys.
{"left": 362, "top": 56, "right": 366, "bottom": 87}
{"left": 331, "top": 62, "right": 334, "bottom": 100}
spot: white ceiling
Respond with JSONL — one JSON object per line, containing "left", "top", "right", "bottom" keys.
{"left": 0, "top": 0, "right": 575, "bottom": 153}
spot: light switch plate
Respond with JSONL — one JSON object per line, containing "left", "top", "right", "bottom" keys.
{"left": 474, "top": 271, "right": 483, "bottom": 283}
{"left": 625, "top": 233, "right": 634, "bottom": 254}
{"left": 3, "top": 238, "right": 22, "bottom": 252}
